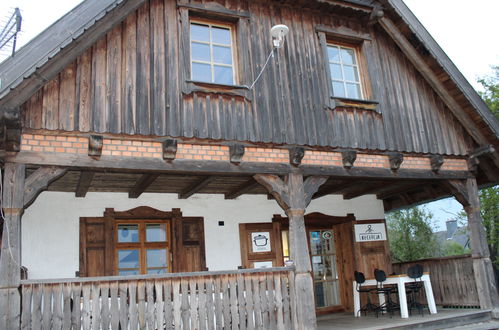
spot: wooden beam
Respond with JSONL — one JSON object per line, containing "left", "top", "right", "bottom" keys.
{"left": 254, "top": 173, "right": 327, "bottom": 330}
{"left": 343, "top": 182, "right": 387, "bottom": 200}
{"left": 178, "top": 176, "right": 215, "bottom": 199}
{"left": 23, "top": 166, "right": 67, "bottom": 208}
{"left": 224, "top": 178, "right": 259, "bottom": 200}
{"left": 128, "top": 173, "right": 160, "bottom": 198}
{"left": 378, "top": 17, "right": 491, "bottom": 153}
{"left": 0, "top": 163, "right": 24, "bottom": 329}
{"left": 5, "top": 151, "right": 474, "bottom": 180}
{"left": 376, "top": 182, "right": 425, "bottom": 200}
{"left": 75, "top": 171, "right": 95, "bottom": 198}
{"left": 446, "top": 178, "right": 499, "bottom": 309}
{"left": 313, "top": 180, "right": 356, "bottom": 199}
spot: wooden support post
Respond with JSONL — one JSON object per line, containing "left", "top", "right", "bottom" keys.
{"left": 447, "top": 178, "right": 499, "bottom": 311}
{"left": 254, "top": 172, "right": 327, "bottom": 330}
{"left": 0, "top": 163, "right": 25, "bottom": 329}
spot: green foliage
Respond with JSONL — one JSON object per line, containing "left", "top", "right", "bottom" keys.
{"left": 477, "top": 65, "right": 499, "bottom": 118}
{"left": 442, "top": 241, "right": 470, "bottom": 256}
{"left": 387, "top": 206, "right": 440, "bottom": 262}
{"left": 479, "top": 186, "right": 499, "bottom": 268}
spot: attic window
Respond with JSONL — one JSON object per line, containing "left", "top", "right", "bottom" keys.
{"left": 327, "top": 44, "right": 363, "bottom": 99}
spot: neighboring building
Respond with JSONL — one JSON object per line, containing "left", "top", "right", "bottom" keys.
{"left": 434, "top": 219, "right": 470, "bottom": 253}
{"left": 0, "top": 0, "right": 497, "bottom": 328}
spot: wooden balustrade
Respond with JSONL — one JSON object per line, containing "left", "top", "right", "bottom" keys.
{"left": 20, "top": 267, "right": 296, "bottom": 330}
{"left": 392, "top": 254, "right": 480, "bottom": 308}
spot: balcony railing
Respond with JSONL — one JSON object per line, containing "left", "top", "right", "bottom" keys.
{"left": 20, "top": 267, "right": 296, "bottom": 329}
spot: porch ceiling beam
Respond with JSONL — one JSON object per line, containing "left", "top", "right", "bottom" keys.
{"left": 312, "top": 180, "right": 355, "bottom": 199}
{"left": 75, "top": 171, "right": 95, "bottom": 198}
{"left": 24, "top": 166, "right": 67, "bottom": 208}
{"left": 178, "top": 176, "right": 215, "bottom": 199}
{"left": 224, "top": 178, "right": 259, "bottom": 200}
{"left": 5, "top": 151, "right": 473, "bottom": 180}
{"left": 342, "top": 181, "right": 389, "bottom": 200}
{"left": 376, "top": 182, "right": 426, "bottom": 200}
{"left": 128, "top": 173, "right": 160, "bottom": 199}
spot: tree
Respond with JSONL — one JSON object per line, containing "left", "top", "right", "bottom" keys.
{"left": 477, "top": 65, "right": 499, "bottom": 118}
{"left": 442, "top": 241, "right": 470, "bottom": 256}
{"left": 386, "top": 206, "right": 440, "bottom": 262}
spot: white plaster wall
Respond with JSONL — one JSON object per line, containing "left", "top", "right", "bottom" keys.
{"left": 21, "top": 192, "right": 384, "bottom": 279}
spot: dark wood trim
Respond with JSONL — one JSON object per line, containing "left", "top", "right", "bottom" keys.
{"left": 224, "top": 178, "right": 259, "bottom": 200}
{"left": 23, "top": 166, "right": 67, "bottom": 208}
{"left": 313, "top": 180, "right": 355, "bottom": 199}
{"left": 272, "top": 212, "right": 356, "bottom": 229}
{"left": 75, "top": 171, "right": 95, "bottom": 197}
{"left": 315, "top": 25, "right": 371, "bottom": 41}
{"left": 178, "top": 176, "right": 215, "bottom": 199}
{"left": 104, "top": 206, "right": 172, "bottom": 219}
{"left": 5, "top": 151, "right": 473, "bottom": 180}
{"left": 177, "top": 2, "right": 250, "bottom": 19}
{"left": 128, "top": 173, "right": 160, "bottom": 198}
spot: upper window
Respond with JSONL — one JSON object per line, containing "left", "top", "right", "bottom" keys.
{"left": 327, "top": 44, "right": 363, "bottom": 99}
{"left": 190, "top": 21, "right": 236, "bottom": 85}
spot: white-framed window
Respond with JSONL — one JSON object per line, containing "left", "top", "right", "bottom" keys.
{"left": 190, "top": 21, "right": 236, "bottom": 85}
{"left": 327, "top": 44, "right": 363, "bottom": 99}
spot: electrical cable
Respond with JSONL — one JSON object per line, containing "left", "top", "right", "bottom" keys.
{"left": 246, "top": 46, "right": 277, "bottom": 90}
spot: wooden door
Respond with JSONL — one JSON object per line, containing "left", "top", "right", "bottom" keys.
{"left": 79, "top": 217, "right": 115, "bottom": 277}
{"left": 173, "top": 216, "right": 207, "bottom": 272}
{"left": 239, "top": 222, "right": 283, "bottom": 268}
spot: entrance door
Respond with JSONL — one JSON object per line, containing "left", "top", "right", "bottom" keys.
{"left": 309, "top": 229, "right": 341, "bottom": 309}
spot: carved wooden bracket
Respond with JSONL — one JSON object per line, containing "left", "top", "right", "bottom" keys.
{"left": 229, "top": 144, "right": 245, "bottom": 164}
{"left": 387, "top": 152, "right": 404, "bottom": 171}
{"left": 368, "top": 4, "right": 384, "bottom": 26}
{"left": 88, "top": 135, "right": 103, "bottom": 157}
{"left": 24, "top": 166, "right": 67, "bottom": 208}
{"left": 341, "top": 150, "right": 357, "bottom": 169}
{"left": 162, "top": 139, "right": 177, "bottom": 161}
{"left": 429, "top": 155, "right": 444, "bottom": 172}
{"left": 2, "top": 109, "right": 21, "bottom": 152}
{"left": 289, "top": 147, "right": 305, "bottom": 166}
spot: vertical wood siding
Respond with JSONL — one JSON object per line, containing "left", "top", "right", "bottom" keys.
{"left": 21, "top": 0, "right": 470, "bottom": 156}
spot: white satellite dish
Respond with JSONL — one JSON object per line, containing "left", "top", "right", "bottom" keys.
{"left": 270, "top": 24, "right": 289, "bottom": 48}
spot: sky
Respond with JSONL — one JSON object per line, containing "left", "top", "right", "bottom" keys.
{"left": 0, "top": 0, "right": 497, "bottom": 231}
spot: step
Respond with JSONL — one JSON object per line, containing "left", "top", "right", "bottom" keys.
{"left": 383, "top": 310, "right": 492, "bottom": 330}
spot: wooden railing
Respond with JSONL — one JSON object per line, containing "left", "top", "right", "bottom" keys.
{"left": 392, "top": 254, "right": 479, "bottom": 307}
{"left": 20, "top": 267, "right": 296, "bottom": 329}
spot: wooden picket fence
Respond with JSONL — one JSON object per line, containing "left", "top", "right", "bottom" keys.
{"left": 20, "top": 267, "right": 296, "bottom": 330}
{"left": 393, "top": 254, "right": 480, "bottom": 308}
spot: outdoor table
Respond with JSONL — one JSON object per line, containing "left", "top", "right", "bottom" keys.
{"left": 353, "top": 272, "right": 437, "bottom": 318}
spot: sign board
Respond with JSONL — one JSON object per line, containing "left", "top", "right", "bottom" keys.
{"left": 251, "top": 232, "right": 271, "bottom": 252}
{"left": 253, "top": 261, "right": 273, "bottom": 269}
{"left": 354, "top": 223, "right": 387, "bottom": 242}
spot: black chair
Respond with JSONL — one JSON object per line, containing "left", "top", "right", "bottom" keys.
{"left": 354, "top": 271, "right": 378, "bottom": 316}
{"left": 374, "top": 269, "right": 399, "bottom": 317}
{"left": 406, "top": 264, "right": 425, "bottom": 316}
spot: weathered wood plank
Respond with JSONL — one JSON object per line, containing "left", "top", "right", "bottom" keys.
{"left": 32, "top": 284, "right": 43, "bottom": 330}
{"left": 119, "top": 281, "right": 129, "bottom": 329}
{"left": 110, "top": 281, "right": 120, "bottom": 329}
{"left": 146, "top": 280, "right": 156, "bottom": 329}
{"left": 61, "top": 283, "right": 72, "bottom": 329}
{"left": 155, "top": 280, "right": 165, "bottom": 330}
{"left": 100, "top": 282, "right": 111, "bottom": 330}
{"left": 189, "top": 278, "right": 199, "bottom": 330}
{"left": 197, "top": 278, "right": 207, "bottom": 330}
{"left": 41, "top": 284, "right": 53, "bottom": 330}
{"left": 172, "top": 280, "right": 181, "bottom": 330}
{"left": 129, "top": 281, "right": 139, "bottom": 330}
{"left": 229, "top": 275, "right": 239, "bottom": 330}
{"left": 180, "top": 279, "right": 190, "bottom": 330}
{"left": 20, "top": 284, "right": 32, "bottom": 330}
{"left": 164, "top": 279, "right": 174, "bottom": 330}
{"left": 137, "top": 280, "right": 146, "bottom": 329}
{"left": 24, "top": 166, "right": 67, "bottom": 208}
{"left": 90, "top": 283, "right": 101, "bottom": 330}
{"left": 129, "top": 173, "right": 160, "bottom": 198}
{"left": 71, "top": 283, "right": 82, "bottom": 330}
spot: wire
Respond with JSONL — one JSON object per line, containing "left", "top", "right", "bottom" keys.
{"left": 0, "top": 167, "right": 21, "bottom": 269}
{"left": 246, "top": 47, "right": 276, "bottom": 90}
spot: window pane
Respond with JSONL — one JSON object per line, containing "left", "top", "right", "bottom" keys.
{"left": 329, "top": 64, "right": 342, "bottom": 80}
{"left": 147, "top": 249, "right": 168, "bottom": 268}
{"left": 146, "top": 224, "right": 167, "bottom": 242}
{"left": 211, "top": 27, "right": 231, "bottom": 45}
{"left": 191, "top": 42, "right": 211, "bottom": 62}
{"left": 147, "top": 268, "right": 168, "bottom": 274}
{"left": 340, "top": 47, "right": 356, "bottom": 65}
{"left": 118, "top": 250, "right": 139, "bottom": 269}
{"left": 191, "top": 23, "right": 210, "bottom": 42}
{"left": 214, "top": 65, "right": 233, "bottom": 85}
{"left": 213, "top": 45, "right": 232, "bottom": 65}
{"left": 346, "top": 83, "right": 361, "bottom": 99}
{"left": 192, "top": 62, "right": 212, "bottom": 82}
{"left": 327, "top": 46, "right": 340, "bottom": 62}
{"left": 117, "top": 225, "right": 139, "bottom": 243}
{"left": 119, "top": 269, "right": 139, "bottom": 276}
{"left": 343, "top": 65, "right": 359, "bottom": 82}
{"left": 332, "top": 81, "right": 346, "bottom": 97}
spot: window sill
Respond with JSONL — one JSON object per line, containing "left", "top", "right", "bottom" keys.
{"left": 327, "top": 97, "right": 379, "bottom": 112}
{"left": 183, "top": 80, "right": 252, "bottom": 101}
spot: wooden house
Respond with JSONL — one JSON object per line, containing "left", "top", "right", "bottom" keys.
{"left": 0, "top": 0, "right": 498, "bottom": 328}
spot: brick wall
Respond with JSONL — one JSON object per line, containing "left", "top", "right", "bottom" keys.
{"left": 20, "top": 133, "right": 469, "bottom": 171}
